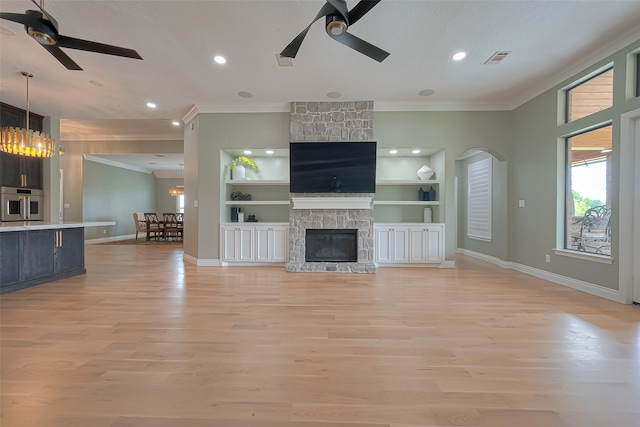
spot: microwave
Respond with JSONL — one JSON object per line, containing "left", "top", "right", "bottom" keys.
{"left": 1, "top": 186, "right": 44, "bottom": 221}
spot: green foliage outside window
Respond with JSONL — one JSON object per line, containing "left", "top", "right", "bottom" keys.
{"left": 572, "top": 190, "right": 604, "bottom": 217}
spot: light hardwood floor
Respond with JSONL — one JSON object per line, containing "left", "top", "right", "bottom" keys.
{"left": 1, "top": 245, "right": 639, "bottom": 427}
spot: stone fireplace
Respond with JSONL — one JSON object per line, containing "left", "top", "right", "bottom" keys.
{"left": 286, "top": 101, "right": 376, "bottom": 273}
{"left": 286, "top": 195, "right": 375, "bottom": 273}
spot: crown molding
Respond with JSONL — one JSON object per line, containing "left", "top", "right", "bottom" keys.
{"left": 193, "top": 102, "right": 290, "bottom": 113}
{"left": 83, "top": 154, "right": 152, "bottom": 174}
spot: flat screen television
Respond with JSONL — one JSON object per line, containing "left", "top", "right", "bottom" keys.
{"left": 289, "top": 141, "right": 377, "bottom": 193}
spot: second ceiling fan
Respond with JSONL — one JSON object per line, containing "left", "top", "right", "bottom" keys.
{"left": 280, "top": 0, "right": 389, "bottom": 63}
{"left": 0, "top": 0, "right": 142, "bottom": 70}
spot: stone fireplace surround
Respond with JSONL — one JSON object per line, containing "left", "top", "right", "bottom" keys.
{"left": 286, "top": 195, "right": 376, "bottom": 273}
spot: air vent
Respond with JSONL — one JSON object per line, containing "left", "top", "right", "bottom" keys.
{"left": 484, "top": 51, "right": 511, "bottom": 65}
{"left": 276, "top": 54, "right": 294, "bottom": 67}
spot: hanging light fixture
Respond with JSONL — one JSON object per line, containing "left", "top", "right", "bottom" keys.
{"left": 169, "top": 163, "right": 184, "bottom": 196}
{"left": 0, "top": 71, "right": 56, "bottom": 158}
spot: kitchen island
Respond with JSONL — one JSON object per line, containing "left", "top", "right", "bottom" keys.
{"left": 0, "top": 221, "right": 115, "bottom": 294}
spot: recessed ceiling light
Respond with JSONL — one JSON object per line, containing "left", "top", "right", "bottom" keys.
{"left": 452, "top": 51, "right": 466, "bottom": 61}
{"left": 418, "top": 89, "right": 435, "bottom": 97}
{"left": 327, "top": 91, "right": 342, "bottom": 99}
{"left": 237, "top": 91, "right": 253, "bottom": 98}
{"left": 214, "top": 55, "right": 226, "bottom": 64}
{"left": 171, "top": 121, "right": 181, "bottom": 126}
{"left": 244, "top": 150, "right": 252, "bottom": 155}
{"left": 389, "top": 149, "right": 398, "bottom": 154}
{"left": 412, "top": 149, "right": 421, "bottom": 154}
{"left": 146, "top": 102, "right": 157, "bottom": 109}
{"left": 89, "top": 80, "right": 104, "bottom": 87}
{"left": 266, "top": 150, "right": 274, "bottom": 155}
{"left": 0, "top": 26, "right": 15, "bottom": 36}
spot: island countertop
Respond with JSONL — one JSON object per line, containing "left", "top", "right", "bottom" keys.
{"left": 0, "top": 221, "right": 115, "bottom": 233}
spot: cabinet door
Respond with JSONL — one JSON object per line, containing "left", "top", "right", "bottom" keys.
{"left": 222, "top": 226, "right": 240, "bottom": 261}
{"left": 0, "top": 232, "right": 21, "bottom": 288}
{"left": 22, "top": 230, "right": 55, "bottom": 281}
{"left": 254, "top": 226, "right": 271, "bottom": 262}
{"left": 391, "top": 227, "right": 409, "bottom": 263}
{"left": 237, "top": 227, "right": 253, "bottom": 261}
{"left": 271, "top": 226, "right": 287, "bottom": 263}
{"left": 23, "top": 156, "right": 43, "bottom": 189}
{"left": 374, "top": 227, "right": 393, "bottom": 263}
{"left": 56, "top": 228, "right": 85, "bottom": 274}
{"left": 409, "top": 227, "right": 428, "bottom": 263}
{"left": 425, "top": 226, "right": 443, "bottom": 263}
{"left": 0, "top": 151, "right": 22, "bottom": 188}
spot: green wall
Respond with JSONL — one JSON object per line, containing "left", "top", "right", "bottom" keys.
{"left": 82, "top": 159, "right": 155, "bottom": 239}
{"left": 507, "top": 37, "right": 640, "bottom": 291}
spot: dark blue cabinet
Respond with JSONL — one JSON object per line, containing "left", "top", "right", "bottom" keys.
{"left": 0, "top": 228, "right": 85, "bottom": 294}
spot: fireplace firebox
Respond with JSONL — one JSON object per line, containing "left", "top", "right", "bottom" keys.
{"left": 305, "top": 229, "right": 357, "bottom": 262}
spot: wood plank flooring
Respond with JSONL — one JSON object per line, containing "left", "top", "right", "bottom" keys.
{"left": 1, "top": 245, "right": 639, "bottom": 427}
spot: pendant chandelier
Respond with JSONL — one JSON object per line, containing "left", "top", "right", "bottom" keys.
{"left": 169, "top": 163, "right": 184, "bottom": 196}
{"left": 0, "top": 71, "right": 55, "bottom": 158}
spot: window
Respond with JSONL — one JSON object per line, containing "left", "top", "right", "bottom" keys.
{"left": 565, "top": 125, "right": 612, "bottom": 255}
{"left": 467, "top": 157, "right": 492, "bottom": 241}
{"left": 566, "top": 67, "right": 613, "bottom": 122}
{"left": 177, "top": 194, "right": 185, "bottom": 213}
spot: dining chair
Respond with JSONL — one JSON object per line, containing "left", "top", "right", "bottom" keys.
{"left": 132, "top": 212, "right": 147, "bottom": 240}
{"left": 162, "top": 213, "right": 180, "bottom": 241}
{"left": 143, "top": 212, "right": 163, "bottom": 240}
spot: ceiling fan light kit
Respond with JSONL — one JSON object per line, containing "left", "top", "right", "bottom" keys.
{"left": 280, "top": 0, "right": 389, "bottom": 63}
{"left": 0, "top": 72, "right": 56, "bottom": 158}
{"left": 0, "top": 0, "right": 142, "bottom": 70}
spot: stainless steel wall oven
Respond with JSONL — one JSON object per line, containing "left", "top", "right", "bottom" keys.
{"left": 1, "top": 186, "right": 43, "bottom": 221}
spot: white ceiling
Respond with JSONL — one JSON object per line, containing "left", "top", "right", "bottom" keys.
{"left": 2, "top": 0, "right": 640, "bottom": 173}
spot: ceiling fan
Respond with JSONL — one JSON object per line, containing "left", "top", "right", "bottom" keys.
{"left": 280, "top": 0, "right": 389, "bottom": 63}
{"left": 0, "top": 0, "right": 142, "bottom": 70}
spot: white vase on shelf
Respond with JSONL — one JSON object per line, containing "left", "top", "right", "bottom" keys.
{"left": 417, "top": 165, "right": 434, "bottom": 180}
{"left": 233, "top": 164, "right": 245, "bottom": 180}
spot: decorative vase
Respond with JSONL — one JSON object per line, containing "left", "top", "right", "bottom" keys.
{"left": 419, "top": 187, "right": 425, "bottom": 201}
{"left": 233, "top": 164, "right": 245, "bottom": 180}
{"left": 417, "top": 165, "right": 434, "bottom": 180}
{"left": 428, "top": 186, "right": 436, "bottom": 201}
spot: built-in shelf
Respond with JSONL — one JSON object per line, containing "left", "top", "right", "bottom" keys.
{"left": 376, "top": 180, "right": 440, "bottom": 185}
{"left": 374, "top": 201, "right": 440, "bottom": 206}
{"left": 225, "top": 200, "right": 290, "bottom": 205}
{"left": 226, "top": 180, "right": 289, "bottom": 185}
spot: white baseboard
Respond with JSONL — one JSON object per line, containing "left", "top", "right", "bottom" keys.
{"left": 183, "top": 253, "right": 221, "bottom": 266}
{"left": 457, "top": 248, "right": 622, "bottom": 303}
{"left": 85, "top": 234, "right": 136, "bottom": 245}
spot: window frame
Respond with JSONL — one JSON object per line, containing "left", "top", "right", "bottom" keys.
{"left": 564, "top": 65, "right": 614, "bottom": 123}
{"left": 561, "top": 123, "right": 613, "bottom": 258}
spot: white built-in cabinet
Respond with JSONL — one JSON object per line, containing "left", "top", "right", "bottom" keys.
{"left": 374, "top": 223, "right": 443, "bottom": 266}
{"left": 219, "top": 148, "right": 447, "bottom": 267}
{"left": 221, "top": 223, "right": 288, "bottom": 265}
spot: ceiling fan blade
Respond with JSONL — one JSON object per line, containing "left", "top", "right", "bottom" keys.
{"left": 331, "top": 31, "right": 389, "bottom": 62}
{"left": 29, "top": 0, "right": 58, "bottom": 31}
{"left": 0, "top": 12, "right": 41, "bottom": 28}
{"left": 348, "top": 0, "right": 382, "bottom": 26}
{"left": 280, "top": 1, "right": 338, "bottom": 59}
{"left": 327, "top": 0, "right": 349, "bottom": 23}
{"left": 56, "top": 35, "right": 142, "bottom": 59}
{"left": 41, "top": 44, "right": 82, "bottom": 70}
